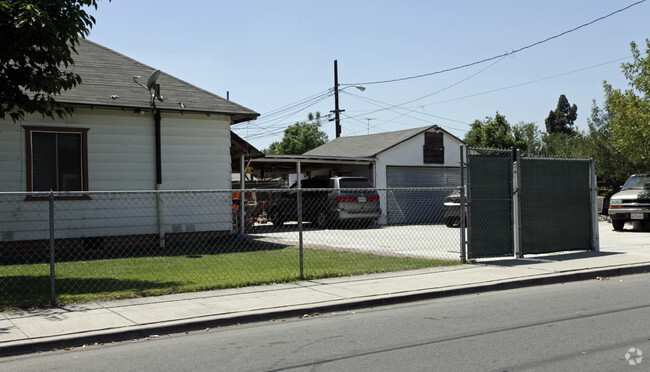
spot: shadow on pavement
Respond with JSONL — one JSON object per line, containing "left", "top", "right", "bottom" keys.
{"left": 483, "top": 250, "right": 622, "bottom": 267}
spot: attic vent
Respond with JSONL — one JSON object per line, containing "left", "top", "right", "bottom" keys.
{"left": 423, "top": 132, "right": 444, "bottom": 164}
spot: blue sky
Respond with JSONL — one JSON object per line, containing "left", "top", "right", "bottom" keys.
{"left": 87, "top": 1, "right": 649, "bottom": 150}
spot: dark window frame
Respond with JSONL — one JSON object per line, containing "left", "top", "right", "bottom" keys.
{"left": 423, "top": 132, "right": 444, "bottom": 164}
{"left": 23, "top": 126, "right": 90, "bottom": 200}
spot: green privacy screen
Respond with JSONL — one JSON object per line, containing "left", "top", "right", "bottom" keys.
{"left": 468, "top": 153, "right": 513, "bottom": 258}
{"left": 519, "top": 159, "right": 591, "bottom": 254}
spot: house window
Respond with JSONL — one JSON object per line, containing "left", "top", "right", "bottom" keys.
{"left": 423, "top": 132, "right": 444, "bottom": 164}
{"left": 24, "top": 126, "right": 89, "bottom": 192}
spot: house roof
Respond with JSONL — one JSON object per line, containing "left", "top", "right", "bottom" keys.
{"left": 304, "top": 125, "right": 463, "bottom": 157}
{"left": 55, "top": 39, "right": 259, "bottom": 124}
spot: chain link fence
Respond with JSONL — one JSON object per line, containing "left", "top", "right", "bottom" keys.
{"left": 1, "top": 188, "right": 462, "bottom": 309}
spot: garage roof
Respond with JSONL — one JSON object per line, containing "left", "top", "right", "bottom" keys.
{"left": 304, "top": 125, "right": 463, "bottom": 157}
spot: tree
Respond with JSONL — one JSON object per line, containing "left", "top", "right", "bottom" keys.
{"left": 512, "top": 122, "right": 543, "bottom": 155}
{"left": 464, "top": 112, "right": 527, "bottom": 150}
{"left": 584, "top": 102, "right": 636, "bottom": 192}
{"left": 266, "top": 112, "right": 329, "bottom": 155}
{"left": 0, "top": 0, "right": 109, "bottom": 122}
{"left": 545, "top": 94, "right": 577, "bottom": 135}
{"left": 601, "top": 39, "right": 650, "bottom": 168}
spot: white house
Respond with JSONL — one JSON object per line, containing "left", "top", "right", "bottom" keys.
{"left": 0, "top": 39, "right": 259, "bottom": 252}
{"left": 303, "top": 126, "right": 465, "bottom": 224}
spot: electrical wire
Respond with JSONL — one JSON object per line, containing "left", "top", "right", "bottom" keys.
{"left": 424, "top": 56, "right": 632, "bottom": 106}
{"left": 343, "top": 0, "right": 646, "bottom": 86}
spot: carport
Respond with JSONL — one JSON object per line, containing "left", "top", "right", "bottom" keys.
{"left": 231, "top": 152, "right": 376, "bottom": 233}
{"left": 247, "top": 154, "right": 377, "bottom": 185}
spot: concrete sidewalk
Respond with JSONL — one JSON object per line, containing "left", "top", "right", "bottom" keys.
{"left": 1, "top": 221, "right": 648, "bottom": 356}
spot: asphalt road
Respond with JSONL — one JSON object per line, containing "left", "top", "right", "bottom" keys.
{"left": 3, "top": 273, "right": 649, "bottom": 371}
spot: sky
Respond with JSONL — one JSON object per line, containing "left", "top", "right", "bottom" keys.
{"left": 87, "top": 0, "right": 649, "bottom": 150}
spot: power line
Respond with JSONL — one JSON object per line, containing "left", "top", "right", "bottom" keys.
{"left": 424, "top": 56, "right": 632, "bottom": 106}
{"left": 343, "top": 0, "right": 646, "bottom": 86}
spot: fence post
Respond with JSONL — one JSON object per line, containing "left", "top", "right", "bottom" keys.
{"left": 156, "top": 186, "right": 165, "bottom": 248}
{"left": 590, "top": 159, "right": 600, "bottom": 252}
{"left": 514, "top": 150, "right": 524, "bottom": 258}
{"left": 49, "top": 191, "right": 56, "bottom": 306}
{"left": 459, "top": 144, "right": 466, "bottom": 263}
{"left": 297, "top": 161, "right": 304, "bottom": 279}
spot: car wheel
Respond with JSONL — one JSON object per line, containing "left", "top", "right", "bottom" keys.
{"left": 612, "top": 220, "right": 625, "bottom": 231}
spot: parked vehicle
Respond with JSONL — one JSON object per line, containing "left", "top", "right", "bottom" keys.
{"left": 268, "top": 176, "right": 381, "bottom": 228}
{"left": 443, "top": 189, "right": 464, "bottom": 227}
{"left": 608, "top": 174, "right": 650, "bottom": 231}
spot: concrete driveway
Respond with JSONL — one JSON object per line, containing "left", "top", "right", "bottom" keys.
{"left": 247, "top": 220, "right": 649, "bottom": 261}
{"left": 247, "top": 222, "right": 463, "bottom": 260}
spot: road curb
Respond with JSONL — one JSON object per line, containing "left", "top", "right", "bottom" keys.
{"left": 2, "top": 263, "right": 649, "bottom": 358}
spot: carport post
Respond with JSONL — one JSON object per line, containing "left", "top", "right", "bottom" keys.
{"left": 297, "top": 161, "right": 304, "bottom": 279}
{"left": 240, "top": 155, "right": 246, "bottom": 234}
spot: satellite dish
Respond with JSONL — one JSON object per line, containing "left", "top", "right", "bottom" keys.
{"left": 146, "top": 70, "right": 161, "bottom": 90}
{"left": 133, "top": 70, "right": 164, "bottom": 105}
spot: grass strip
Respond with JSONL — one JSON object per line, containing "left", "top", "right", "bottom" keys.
{"left": 0, "top": 246, "right": 459, "bottom": 310}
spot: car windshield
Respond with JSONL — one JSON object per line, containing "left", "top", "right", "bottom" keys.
{"left": 339, "top": 178, "right": 373, "bottom": 188}
{"left": 622, "top": 175, "right": 650, "bottom": 190}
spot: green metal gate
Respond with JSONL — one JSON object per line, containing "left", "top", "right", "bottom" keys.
{"left": 467, "top": 149, "right": 513, "bottom": 258}
{"left": 517, "top": 157, "right": 593, "bottom": 254}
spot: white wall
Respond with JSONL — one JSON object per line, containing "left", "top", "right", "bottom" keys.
{"left": 374, "top": 129, "right": 463, "bottom": 189}
{"left": 160, "top": 112, "right": 231, "bottom": 190}
{"left": 373, "top": 129, "right": 463, "bottom": 224}
{"left": 0, "top": 108, "right": 234, "bottom": 241}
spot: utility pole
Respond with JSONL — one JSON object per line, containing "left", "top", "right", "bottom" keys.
{"left": 365, "top": 118, "right": 376, "bottom": 135}
{"left": 329, "top": 60, "right": 344, "bottom": 138}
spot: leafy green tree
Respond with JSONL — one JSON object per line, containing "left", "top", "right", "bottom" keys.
{"left": 266, "top": 112, "right": 329, "bottom": 155}
{"left": 540, "top": 132, "right": 585, "bottom": 157}
{"left": 601, "top": 39, "right": 650, "bottom": 168}
{"left": 512, "top": 122, "right": 543, "bottom": 155}
{"left": 0, "top": 0, "right": 110, "bottom": 122}
{"left": 464, "top": 112, "right": 527, "bottom": 150}
{"left": 545, "top": 94, "right": 577, "bottom": 135}
{"left": 584, "top": 102, "right": 636, "bottom": 192}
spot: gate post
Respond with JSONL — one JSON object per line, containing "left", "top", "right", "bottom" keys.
{"left": 590, "top": 159, "right": 600, "bottom": 252}
{"left": 514, "top": 150, "right": 523, "bottom": 258}
{"left": 459, "top": 144, "right": 466, "bottom": 263}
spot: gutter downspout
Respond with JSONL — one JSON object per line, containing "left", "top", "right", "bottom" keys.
{"left": 155, "top": 109, "right": 165, "bottom": 248}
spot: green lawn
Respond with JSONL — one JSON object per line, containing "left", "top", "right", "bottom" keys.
{"left": 0, "top": 246, "right": 460, "bottom": 310}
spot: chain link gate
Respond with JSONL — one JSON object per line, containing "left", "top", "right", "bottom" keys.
{"left": 465, "top": 148, "right": 514, "bottom": 258}
{"left": 462, "top": 146, "right": 598, "bottom": 260}
{"left": 516, "top": 154, "right": 597, "bottom": 255}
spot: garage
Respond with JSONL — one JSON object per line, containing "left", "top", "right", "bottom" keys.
{"left": 386, "top": 166, "right": 461, "bottom": 224}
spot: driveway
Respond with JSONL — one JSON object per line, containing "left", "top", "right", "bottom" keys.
{"left": 246, "top": 220, "right": 648, "bottom": 261}
{"left": 247, "top": 223, "right": 463, "bottom": 261}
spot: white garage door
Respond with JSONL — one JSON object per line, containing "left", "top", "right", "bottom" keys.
{"left": 386, "top": 166, "right": 461, "bottom": 224}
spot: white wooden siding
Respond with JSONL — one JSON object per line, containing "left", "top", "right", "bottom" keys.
{"left": 0, "top": 109, "right": 234, "bottom": 242}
